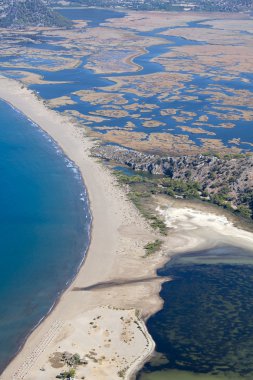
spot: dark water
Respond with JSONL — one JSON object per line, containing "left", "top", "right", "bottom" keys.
{"left": 58, "top": 7, "right": 126, "bottom": 27}
{"left": 0, "top": 100, "right": 91, "bottom": 372}
{"left": 137, "top": 246, "right": 253, "bottom": 380}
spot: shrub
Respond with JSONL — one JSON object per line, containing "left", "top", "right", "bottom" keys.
{"left": 236, "top": 205, "right": 252, "bottom": 219}
{"left": 144, "top": 239, "right": 163, "bottom": 255}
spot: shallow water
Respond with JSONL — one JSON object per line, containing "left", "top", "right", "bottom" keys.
{"left": 58, "top": 7, "right": 126, "bottom": 27}
{"left": 138, "top": 246, "right": 253, "bottom": 380}
{"left": 0, "top": 100, "right": 91, "bottom": 372}
{"left": 1, "top": 9, "right": 252, "bottom": 151}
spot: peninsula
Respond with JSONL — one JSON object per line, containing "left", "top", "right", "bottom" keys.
{"left": 0, "top": 2, "right": 253, "bottom": 379}
{"left": 0, "top": 76, "right": 253, "bottom": 380}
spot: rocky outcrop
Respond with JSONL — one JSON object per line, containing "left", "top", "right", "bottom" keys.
{"left": 92, "top": 144, "right": 253, "bottom": 212}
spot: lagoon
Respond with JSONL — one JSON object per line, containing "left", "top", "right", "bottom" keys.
{"left": 138, "top": 247, "right": 253, "bottom": 380}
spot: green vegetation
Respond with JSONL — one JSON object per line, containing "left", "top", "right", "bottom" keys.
{"left": 115, "top": 172, "right": 201, "bottom": 198}
{"left": 114, "top": 170, "right": 253, "bottom": 222}
{"left": 160, "top": 178, "right": 201, "bottom": 198}
{"left": 239, "top": 190, "right": 253, "bottom": 219}
{"left": 114, "top": 173, "right": 167, "bottom": 234}
{"left": 223, "top": 153, "right": 246, "bottom": 160}
{"left": 144, "top": 239, "right": 163, "bottom": 255}
{"left": 131, "top": 194, "right": 167, "bottom": 235}
{"left": 55, "top": 352, "right": 85, "bottom": 379}
{"left": 56, "top": 368, "right": 76, "bottom": 379}
{"left": 236, "top": 205, "right": 252, "bottom": 219}
{"left": 115, "top": 173, "right": 201, "bottom": 227}
{"left": 72, "top": 353, "right": 81, "bottom": 365}
{"left": 114, "top": 173, "right": 202, "bottom": 233}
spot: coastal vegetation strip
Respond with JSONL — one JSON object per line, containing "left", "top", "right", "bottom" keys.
{"left": 92, "top": 145, "right": 253, "bottom": 221}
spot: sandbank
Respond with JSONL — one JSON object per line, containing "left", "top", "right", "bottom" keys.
{"left": 0, "top": 77, "right": 164, "bottom": 380}
{"left": 0, "top": 77, "right": 253, "bottom": 379}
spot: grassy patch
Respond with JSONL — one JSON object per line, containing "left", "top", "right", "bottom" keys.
{"left": 144, "top": 239, "right": 163, "bottom": 255}
{"left": 113, "top": 169, "right": 253, "bottom": 222}
{"left": 128, "top": 190, "right": 167, "bottom": 235}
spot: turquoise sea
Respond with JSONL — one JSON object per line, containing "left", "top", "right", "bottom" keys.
{"left": 0, "top": 100, "right": 90, "bottom": 372}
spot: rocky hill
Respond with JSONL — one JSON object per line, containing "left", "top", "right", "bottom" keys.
{"left": 92, "top": 145, "right": 253, "bottom": 218}
{"left": 0, "top": 0, "right": 71, "bottom": 28}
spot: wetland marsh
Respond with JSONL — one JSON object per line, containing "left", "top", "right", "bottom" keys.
{"left": 0, "top": 8, "right": 252, "bottom": 155}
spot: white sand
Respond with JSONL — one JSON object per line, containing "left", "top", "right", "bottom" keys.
{"left": 0, "top": 77, "right": 163, "bottom": 380}
{"left": 0, "top": 77, "right": 253, "bottom": 380}
{"left": 158, "top": 201, "right": 253, "bottom": 254}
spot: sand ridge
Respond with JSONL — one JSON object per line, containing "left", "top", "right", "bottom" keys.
{"left": 0, "top": 77, "right": 164, "bottom": 380}
{"left": 0, "top": 77, "right": 253, "bottom": 379}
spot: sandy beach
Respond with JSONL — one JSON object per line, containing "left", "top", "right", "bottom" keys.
{"left": 0, "top": 77, "right": 165, "bottom": 380}
{"left": 0, "top": 76, "right": 253, "bottom": 380}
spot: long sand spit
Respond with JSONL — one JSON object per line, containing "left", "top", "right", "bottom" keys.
{"left": 0, "top": 77, "right": 253, "bottom": 380}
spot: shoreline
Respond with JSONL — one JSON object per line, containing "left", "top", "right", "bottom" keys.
{"left": 0, "top": 77, "right": 253, "bottom": 379}
{"left": 0, "top": 97, "right": 94, "bottom": 374}
{"left": 0, "top": 77, "right": 166, "bottom": 380}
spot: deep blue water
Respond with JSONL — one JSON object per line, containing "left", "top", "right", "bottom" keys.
{"left": 0, "top": 100, "right": 91, "bottom": 372}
